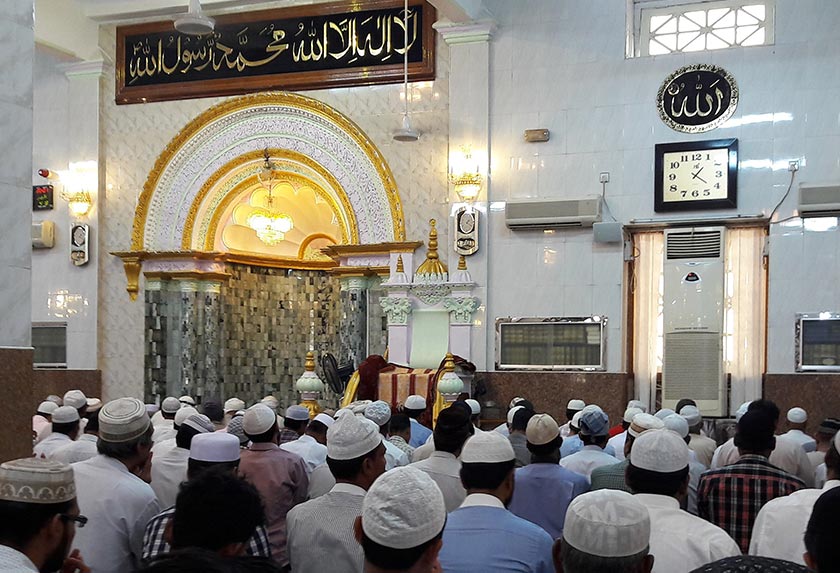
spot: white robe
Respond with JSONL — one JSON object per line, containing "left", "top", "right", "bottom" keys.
{"left": 711, "top": 435, "right": 814, "bottom": 486}
{"left": 279, "top": 434, "right": 328, "bottom": 474}
{"left": 33, "top": 432, "right": 72, "bottom": 459}
{"left": 51, "top": 433, "right": 98, "bottom": 464}
{"left": 559, "top": 445, "right": 617, "bottom": 479}
{"left": 150, "top": 446, "right": 190, "bottom": 508}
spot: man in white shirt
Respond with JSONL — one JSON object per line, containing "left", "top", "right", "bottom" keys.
{"left": 781, "top": 407, "right": 817, "bottom": 453}
{"left": 281, "top": 413, "right": 332, "bottom": 474}
{"left": 681, "top": 405, "right": 717, "bottom": 468}
{"left": 627, "top": 429, "right": 740, "bottom": 572}
{"left": 559, "top": 408, "right": 617, "bottom": 479}
{"left": 32, "top": 401, "right": 57, "bottom": 445}
{"left": 72, "top": 398, "right": 161, "bottom": 573}
{"left": 607, "top": 407, "right": 643, "bottom": 462}
{"left": 152, "top": 405, "right": 198, "bottom": 459}
{"left": 559, "top": 399, "right": 585, "bottom": 439}
{"left": 52, "top": 407, "right": 100, "bottom": 465}
{"left": 151, "top": 397, "right": 182, "bottom": 443}
{"left": 150, "top": 414, "right": 214, "bottom": 508}
{"left": 808, "top": 418, "right": 840, "bottom": 477}
{"left": 661, "top": 414, "right": 706, "bottom": 515}
{"left": 363, "top": 402, "right": 408, "bottom": 471}
{"left": 33, "top": 406, "right": 79, "bottom": 459}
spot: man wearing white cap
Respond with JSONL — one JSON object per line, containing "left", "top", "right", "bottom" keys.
{"left": 438, "top": 431, "right": 554, "bottom": 573}
{"left": 781, "top": 407, "right": 817, "bottom": 453}
{"left": 493, "top": 397, "right": 533, "bottom": 438}
{"left": 404, "top": 395, "right": 432, "bottom": 448}
{"left": 279, "top": 405, "right": 311, "bottom": 445}
{"left": 0, "top": 458, "right": 90, "bottom": 573}
{"left": 681, "top": 405, "right": 716, "bottom": 468}
{"left": 508, "top": 406, "right": 536, "bottom": 468}
{"left": 150, "top": 414, "right": 214, "bottom": 508}
{"left": 661, "top": 414, "right": 705, "bottom": 516}
{"left": 223, "top": 397, "right": 246, "bottom": 425}
{"left": 387, "top": 414, "right": 414, "bottom": 458}
{"left": 63, "top": 390, "right": 88, "bottom": 419}
{"left": 280, "top": 412, "right": 331, "bottom": 474}
{"left": 33, "top": 406, "right": 80, "bottom": 459}
{"left": 261, "top": 395, "right": 280, "bottom": 411}
{"left": 627, "top": 429, "right": 740, "bottom": 572}
{"left": 556, "top": 489, "right": 653, "bottom": 572}
{"left": 71, "top": 397, "right": 161, "bottom": 572}
{"left": 238, "top": 404, "right": 308, "bottom": 567}
{"left": 51, "top": 405, "right": 101, "bottom": 465}
{"left": 151, "top": 397, "right": 182, "bottom": 443}
{"left": 287, "top": 410, "right": 386, "bottom": 573}
{"left": 142, "top": 432, "right": 271, "bottom": 564}
{"left": 465, "top": 399, "right": 482, "bottom": 430}
{"left": 354, "top": 466, "right": 446, "bottom": 573}
{"left": 151, "top": 405, "right": 198, "bottom": 460}
{"left": 364, "top": 401, "right": 409, "bottom": 470}
{"left": 607, "top": 407, "right": 643, "bottom": 462}
{"left": 591, "top": 413, "right": 664, "bottom": 494}
{"left": 559, "top": 399, "right": 585, "bottom": 439}
{"left": 509, "top": 414, "right": 588, "bottom": 540}
{"left": 560, "top": 409, "right": 617, "bottom": 480}
{"left": 32, "top": 401, "right": 57, "bottom": 444}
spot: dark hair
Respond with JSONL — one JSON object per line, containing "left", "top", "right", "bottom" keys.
{"left": 186, "top": 459, "right": 239, "bottom": 481}
{"left": 0, "top": 499, "right": 73, "bottom": 548}
{"left": 527, "top": 435, "right": 562, "bottom": 457}
{"left": 175, "top": 424, "right": 204, "bottom": 450}
{"left": 511, "top": 408, "right": 535, "bottom": 432}
{"left": 389, "top": 414, "right": 411, "bottom": 434}
{"left": 747, "top": 400, "right": 781, "bottom": 423}
{"left": 404, "top": 408, "right": 424, "bottom": 420}
{"left": 326, "top": 445, "right": 382, "bottom": 481}
{"left": 560, "top": 541, "right": 649, "bottom": 573}
{"left": 675, "top": 399, "right": 696, "bottom": 414}
{"left": 514, "top": 400, "right": 535, "bottom": 412}
{"left": 201, "top": 402, "right": 224, "bottom": 423}
{"left": 449, "top": 401, "right": 473, "bottom": 418}
{"left": 565, "top": 409, "right": 578, "bottom": 422}
{"left": 826, "top": 441, "right": 840, "bottom": 475}
{"left": 138, "top": 548, "right": 283, "bottom": 573}
{"left": 433, "top": 408, "right": 473, "bottom": 454}
{"left": 734, "top": 410, "right": 776, "bottom": 453}
{"left": 361, "top": 526, "right": 443, "bottom": 571}
{"left": 172, "top": 467, "right": 264, "bottom": 552}
{"left": 98, "top": 424, "right": 154, "bottom": 460}
{"left": 245, "top": 422, "right": 277, "bottom": 444}
{"left": 307, "top": 420, "right": 329, "bottom": 436}
{"left": 284, "top": 418, "right": 308, "bottom": 432}
{"left": 52, "top": 420, "right": 79, "bottom": 437}
{"left": 581, "top": 434, "right": 608, "bottom": 448}
{"left": 85, "top": 411, "right": 100, "bottom": 433}
{"left": 460, "top": 460, "right": 515, "bottom": 490}
{"left": 805, "top": 486, "right": 840, "bottom": 572}
{"left": 625, "top": 464, "right": 689, "bottom": 497}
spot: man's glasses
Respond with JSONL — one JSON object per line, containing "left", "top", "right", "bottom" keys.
{"left": 60, "top": 514, "right": 88, "bottom": 528}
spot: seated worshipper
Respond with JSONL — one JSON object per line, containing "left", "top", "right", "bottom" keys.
{"left": 279, "top": 406, "right": 310, "bottom": 445}
{"left": 607, "top": 407, "right": 644, "bottom": 462}
{"left": 508, "top": 407, "right": 536, "bottom": 468}
{"left": 32, "top": 400, "right": 57, "bottom": 444}
{"left": 224, "top": 398, "right": 247, "bottom": 426}
{"left": 143, "top": 432, "right": 270, "bottom": 564}
{"left": 804, "top": 485, "right": 840, "bottom": 573}
{"left": 63, "top": 390, "right": 88, "bottom": 420}
{"left": 559, "top": 408, "right": 617, "bottom": 479}
{"left": 661, "top": 414, "right": 705, "bottom": 515}
{"left": 439, "top": 431, "right": 554, "bottom": 573}
{"left": 590, "top": 413, "right": 663, "bottom": 494}
{"left": 0, "top": 458, "right": 90, "bottom": 573}
{"left": 287, "top": 410, "right": 386, "bottom": 573}
{"left": 203, "top": 401, "right": 227, "bottom": 432}
{"left": 493, "top": 397, "right": 533, "bottom": 437}
{"left": 33, "top": 406, "right": 79, "bottom": 459}
{"left": 52, "top": 407, "right": 100, "bottom": 464}
{"left": 355, "top": 467, "right": 446, "bottom": 573}
{"left": 808, "top": 418, "right": 840, "bottom": 476}
{"left": 72, "top": 397, "right": 161, "bottom": 572}
{"left": 404, "top": 395, "right": 432, "bottom": 448}
{"left": 509, "top": 414, "right": 589, "bottom": 539}
{"left": 559, "top": 400, "right": 585, "bottom": 439}
{"left": 781, "top": 407, "right": 817, "bottom": 453}
{"left": 698, "top": 409, "right": 805, "bottom": 553}
{"left": 681, "top": 405, "right": 716, "bottom": 468}
{"left": 150, "top": 414, "right": 214, "bottom": 508}
{"left": 749, "top": 426, "right": 840, "bottom": 565}
{"left": 555, "top": 489, "right": 653, "bottom": 573}
{"left": 364, "top": 401, "right": 410, "bottom": 470}
{"left": 280, "top": 413, "right": 331, "bottom": 474}
{"left": 151, "top": 397, "right": 182, "bottom": 443}
{"left": 690, "top": 556, "right": 810, "bottom": 573}
{"left": 387, "top": 413, "right": 414, "bottom": 458}
{"left": 466, "top": 399, "right": 482, "bottom": 431}
{"left": 410, "top": 405, "right": 474, "bottom": 512}
{"left": 626, "top": 429, "right": 740, "bottom": 572}
{"left": 238, "top": 404, "right": 308, "bottom": 568}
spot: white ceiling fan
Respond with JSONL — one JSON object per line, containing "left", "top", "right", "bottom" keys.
{"left": 174, "top": 0, "right": 216, "bottom": 36}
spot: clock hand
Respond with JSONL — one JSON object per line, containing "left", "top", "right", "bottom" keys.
{"left": 691, "top": 167, "right": 707, "bottom": 184}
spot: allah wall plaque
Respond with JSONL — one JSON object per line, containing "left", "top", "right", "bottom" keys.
{"left": 656, "top": 64, "right": 739, "bottom": 133}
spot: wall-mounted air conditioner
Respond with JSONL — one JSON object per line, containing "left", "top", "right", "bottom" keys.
{"left": 505, "top": 197, "right": 602, "bottom": 229}
{"left": 662, "top": 226, "right": 727, "bottom": 417}
{"left": 32, "top": 221, "right": 55, "bottom": 249}
{"left": 799, "top": 184, "right": 840, "bottom": 217}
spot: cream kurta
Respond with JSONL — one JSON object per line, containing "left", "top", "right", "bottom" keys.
{"left": 410, "top": 451, "right": 466, "bottom": 512}
{"left": 51, "top": 433, "right": 98, "bottom": 464}
{"left": 33, "top": 432, "right": 72, "bottom": 459}
{"left": 688, "top": 433, "right": 717, "bottom": 468}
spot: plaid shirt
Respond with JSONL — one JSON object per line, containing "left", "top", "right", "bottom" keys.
{"left": 697, "top": 454, "right": 804, "bottom": 553}
{"left": 142, "top": 506, "right": 271, "bottom": 564}
{"left": 590, "top": 459, "right": 631, "bottom": 493}
{"left": 278, "top": 429, "right": 300, "bottom": 445}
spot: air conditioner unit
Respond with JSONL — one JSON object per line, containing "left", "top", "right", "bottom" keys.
{"left": 505, "top": 197, "right": 602, "bottom": 229}
{"left": 32, "top": 221, "right": 55, "bottom": 249}
{"left": 662, "top": 226, "right": 727, "bottom": 417}
{"left": 799, "top": 184, "right": 840, "bottom": 217}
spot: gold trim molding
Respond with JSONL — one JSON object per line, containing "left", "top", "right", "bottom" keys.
{"left": 322, "top": 241, "right": 423, "bottom": 260}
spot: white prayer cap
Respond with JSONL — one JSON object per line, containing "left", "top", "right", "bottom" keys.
{"left": 63, "top": 390, "right": 87, "bottom": 410}
{"left": 46, "top": 395, "right": 62, "bottom": 406}
{"left": 581, "top": 404, "right": 603, "bottom": 414}
{"left": 563, "top": 490, "right": 650, "bottom": 558}
{"left": 362, "top": 466, "right": 446, "bottom": 550}
{"left": 735, "top": 401, "right": 752, "bottom": 422}
{"left": 628, "top": 400, "right": 648, "bottom": 413}
{"left": 663, "top": 414, "right": 689, "bottom": 439}
{"left": 405, "top": 395, "right": 426, "bottom": 410}
{"left": 623, "top": 407, "right": 643, "bottom": 424}
{"left": 179, "top": 395, "right": 196, "bottom": 406}
{"left": 630, "top": 428, "right": 690, "bottom": 473}
{"left": 567, "top": 399, "right": 586, "bottom": 411}
{"left": 509, "top": 396, "right": 526, "bottom": 409}
{"left": 86, "top": 398, "right": 102, "bottom": 412}
{"left": 526, "top": 413, "right": 559, "bottom": 446}
{"left": 628, "top": 413, "right": 664, "bottom": 438}
{"left": 579, "top": 409, "right": 610, "bottom": 437}
{"left": 571, "top": 410, "right": 584, "bottom": 429}
{"left": 161, "top": 397, "right": 182, "bottom": 414}
{"left": 679, "top": 405, "right": 702, "bottom": 426}
{"left": 224, "top": 398, "right": 246, "bottom": 412}
{"left": 335, "top": 408, "right": 353, "bottom": 419}
{"left": 174, "top": 406, "right": 199, "bottom": 427}
{"left": 243, "top": 404, "right": 278, "bottom": 435}
{"left": 507, "top": 405, "right": 525, "bottom": 425}
{"left": 99, "top": 398, "right": 151, "bottom": 443}
{"left": 327, "top": 408, "right": 382, "bottom": 460}
{"left": 461, "top": 429, "right": 516, "bottom": 463}
{"left": 37, "top": 401, "right": 58, "bottom": 415}
{"left": 261, "top": 396, "right": 279, "bottom": 410}
{"left": 0, "top": 458, "right": 75, "bottom": 504}
{"left": 182, "top": 414, "right": 214, "bottom": 434}
{"left": 364, "top": 401, "right": 393, "bottom": 427}
{"left": 654, "top": 408, "right": 675, "bottom": 420}
{"left": 51, "top": 406, "right": 80, "bottom": 424}
{"left": 313, "top": 413, "right": 335, "bottom": 427}
{"left": 285, "top": 405, "right": 310, "bottom": 421}
{"left": 189, "top": 432, "right": 241, "bottom": 463}
{"left": 787, "top": 407, "right": 807, "bottom": 424}
{"left": 465, "top": 399, "right": 481, "bottom": 415}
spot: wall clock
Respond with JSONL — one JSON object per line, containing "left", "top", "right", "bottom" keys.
{"left": 654, "top": 138, "right": 738, "bottom": 213}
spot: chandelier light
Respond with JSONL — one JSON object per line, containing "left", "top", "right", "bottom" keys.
{"left": 247, "top": 150, "right": 294, "bottom": 245}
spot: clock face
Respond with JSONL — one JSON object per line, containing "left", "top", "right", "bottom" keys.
{"left": 654, "top": 138, "right": 738, "bottom": 212}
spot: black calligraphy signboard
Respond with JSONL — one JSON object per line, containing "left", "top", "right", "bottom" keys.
{"left": 33, "top": 185, "right": 54, "bottom": 211}
{"left": 116, "top": 0, "right": 435, "bottom": 104}
{"left": 656, "top": 64, "right": 739, "bottom": 134}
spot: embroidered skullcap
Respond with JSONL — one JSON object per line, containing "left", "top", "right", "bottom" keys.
{"left": 37, "top": 401, "right": 58, "bottom": 415}
{"left": 628, "top": 413, "right": 664, "bottom": 438}
{"left": 571, "top": 410, "right": 584, "bottom": 430}
{"left": 461, "top": 429, "right": 515, "bottom": 463}
{"left": 327, "top": 409, "right": 382, "bottom": 460}
{"left": 567, "top": 399, "right": 586, "bottom": 411}
{"left": 63, "top": 390, "right": 87, "bottom": 410}
{"left": 405, "top": 395, "right": 426, "bottom": 410}
{"left": 563, "top": 489, "right": 650, "bottom": 558}
{"left": 243, "top": 404, "right": 278, "bottom": 435}
{"left": 623, "top": 407, "right": 643, "bottom": 424}
{"left": 526, "top": 414, "right": 560, "bottom": 446}
{"left": 680, "top": 405, "right": 702, "bottom": 426}
{"left": 189, "top": 432, "right": 241, "bottom": 463}
{"left": 0, "top": 458, "right": 76, "bottom": 504}
{"left": 46, "top": 395, "right": 62, "bottom": 406}
{"left": 787, "top": 407, "right": 807, "bottom": 424}
{"left": 85, "top": 398, "right": 102, "bottom": 413}
{"left": 174, "top": 406, "right": 199, "bottom": 427}
{"left": 507, "top": 405, "right": 525, "bottom": 425}
{"left": 99, "top": 398, "right": 151, "bottom": 443}
{"left": 260, "top": 396, "right": 279, "bottom": 410}
{"left": 227, "top": 415, "right": 248, "bottom": 446}
{"left": 161, "top": 396, "right": 182, "bottom": 414}
{"left": 818, "top": 418, "right": 840, "bottom": 435}
{"left": 224, "top": 398, "right": 246, "bottom": 412}
{"left": 735, "top": 401, "right": 752, "bottom": 422}
{"left": 631, "top": 428, "right": 689, "bottom": 473}
{"left": 313, "top": 413, "right": 335, "bottom": 427}
{"left": 286, "top": 405, "right": 311, "bottom": 421}
{"left": 628, "top": 400, "right": 648, "bottom": 413}
{"left": 654, "top": 408, "right": 675, "bottom": 420}
{"left": 362, "top": 466, "right": 446, "bottom": 549}
{"left": 689, "top": 555, "right": 811, "bottom": 573}
{"left": 179, "top": 395, "right": 196, "bottom": 406}
{"left": 663, "top": 414, "right": 690, "bottom": 439}
{"left": 51, "top": 406, "right": 80, "bottom": 424}
{"left": 465, "top": 399, "right": 481, "bottom": 415}
{"left": 364, "top": 401, "right": 392, "bottom": 426}
{"left": 579, "top": 409, "right": 610, "bottom": 437}
{"left": 182, "top": 414, "right": 214, "bottom": 434}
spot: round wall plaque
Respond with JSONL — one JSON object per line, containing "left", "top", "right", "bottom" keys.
{"left": 657, "top": 64, "right": 739, "bottom": 133}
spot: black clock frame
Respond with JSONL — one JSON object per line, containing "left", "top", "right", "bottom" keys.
{"left": 654, "top": 138, "right": 738, "bottom": 213}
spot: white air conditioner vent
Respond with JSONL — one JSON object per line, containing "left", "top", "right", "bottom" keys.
{"left": 505, "top": 198, "right": 601, "bottom": 229}
{"left": 666, "top": 229, "right": 723, "bottom": 259}
{"left": 799, "top": 184, "right": 840, "bottom": 217}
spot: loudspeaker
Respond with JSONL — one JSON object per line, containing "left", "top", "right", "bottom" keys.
{"left": 593, "top": 221, "right": 623, "bottom": 243}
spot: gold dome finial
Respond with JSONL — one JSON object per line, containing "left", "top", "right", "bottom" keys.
{"left": 304, "top": 351, "right": 316, "bottom": 372}
{"left": 458, "top": 255, "right": 467, "bottom": 271}
{"left": 396, "top": 254, "right": 405, "bottom": 273}
{"left": 416, "top": 219, "right": 448, "bottom": 277}
{"left": 443, "top": 352, "right": 456, "bottom": 373}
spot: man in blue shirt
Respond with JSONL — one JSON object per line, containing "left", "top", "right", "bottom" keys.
{"left": 439, "top": 431, "right": 554, "bottom": 573}
{"left": 509, "top": 414, "right": 589, "bottom": 539}
{"left": 404, "top": 395, "right": 432, "bottom": 448}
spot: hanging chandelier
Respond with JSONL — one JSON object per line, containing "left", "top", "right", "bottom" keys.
{"left": 248, "top": 150, "right": 294, "bottom": 245}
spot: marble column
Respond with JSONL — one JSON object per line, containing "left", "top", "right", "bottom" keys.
{"left": 177, "top": 279, "right": 200, "bottom": 400}
{"left": 339, "top": 276, "right": 369, "bottom": 369}
{"left": 201, "top": 281, "right": 222, "bottom": 402}
{"left": 144, "top": 278, "right": 167, "bottom": 402}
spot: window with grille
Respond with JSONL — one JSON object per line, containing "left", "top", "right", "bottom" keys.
{"left": 32, "top": 323, "right": 67, "bottom": 368}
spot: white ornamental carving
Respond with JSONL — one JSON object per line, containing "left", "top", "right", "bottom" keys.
{"left": 411, "top": 283, "right": 452, "bottom": 306}
{"left": 443, "top": 296, "right": 480, "bottom": 324}
{"left": 379, "top": 297, "right": 413, "bottom": 325}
